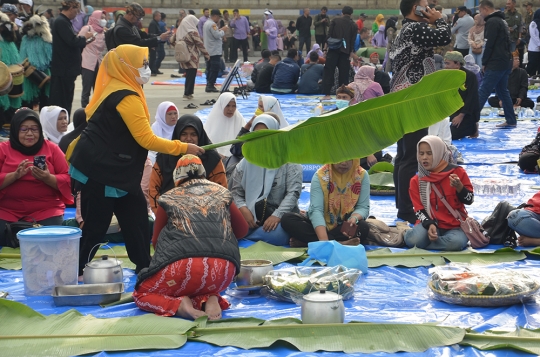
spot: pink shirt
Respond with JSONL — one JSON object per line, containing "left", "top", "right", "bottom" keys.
{"left": 0, "top": 141, "right": 73, "bottom": 222}
{"left": 78, "top": 25, "right": 106, "bottom": 71}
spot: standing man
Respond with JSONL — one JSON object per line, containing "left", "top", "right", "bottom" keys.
{"left": 198, "top": 8, "right": 209, "bottom": 38}
{"left": 220, "top": 10, "right": 233, "bottom": 62}
{"left": 478, "top": 0, "right": 516, "bottom": 128}
{"left": 505, "top": 0, "right": 522, "bottom": 52}
{"left": 321, "top": 6, "right": 358, "bottom": 100}
{"left": 204, "top": 9, "right": 226, "bottom": 93}
{"left": 388, "top": 0, "right": 451, "bottom": 223}
{"left": 451, "top": 6, "right": 474, "bottom": 57}
{"left": 148, "top": 11, "right": 163, "bottom": 76}
{"left": 296, "top": 8, "right": 312, "bottom": 53}
{"left": 49, "top": 0, "right": 92, "bottom": 116}
{"left": 313, "top": 6, "right": 330, "bottom": 47}
{"left": 356, "top": 13, "right": 367, "bottom": 32}
{"left": 524, "top": 1, "right": 533, "bottom": 31}
{"left": 230, "top": 9, "right": 250, "bottom": 63}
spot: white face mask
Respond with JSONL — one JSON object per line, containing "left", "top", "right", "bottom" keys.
{"left": 99, "top": 19, "right": 107, "bottom": 27}
{"left": 136, "top": 65, "right": 151, "bottom": 84}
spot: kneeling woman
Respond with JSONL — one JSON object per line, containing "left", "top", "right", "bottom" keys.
{"left": 134, "top": 155, "right": 248, "bottom": 319}
{"left": 282, "top": 159, "right": 370, "bottom": 247}
{"left": 230, "top": 114, "right": 303, "bottom": 246}
{"left": 405, "top": 135, "right": 474, "bottom": 251}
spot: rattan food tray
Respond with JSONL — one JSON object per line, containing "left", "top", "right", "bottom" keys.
{"left": 428, "top": 281, "right": 540, "bottom": 307}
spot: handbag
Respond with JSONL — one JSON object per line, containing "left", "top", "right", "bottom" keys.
{"left": 340, "top": 222, "right": 358, "bottom": 237}
{"left": 1, "top": 217, "right": 42, "bottom": 248}
{"left": 327, "top": 37, "right": 343, "bottom": 50}
{"left": 254, "top": 199, "right": 278, "bottom": 224}
{"left": 431, "top": 186, "right": 489, "bottom": 248}
{"left": 472, "top": 46, "right": 482, "bottom": 54}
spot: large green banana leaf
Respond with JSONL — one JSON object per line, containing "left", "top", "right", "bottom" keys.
{"left": 461, "top": 328, "right": 540, "bottom": 355}
{"left": 202, "top": 70, "right": 465, "bottom": 168}
{"left": 366, "top": 247, "right": 526, "bottom": 268}
{"left": 0, "top": 299, "right": 195, "bottom": 357}
{"left": 240, "top": 241, "right": 307, "bottom": 264}
{"left": 0, "top": 247, "right": 22, "bottom": 270}
{"left": 190, "top": 317, "right": 466, "bottom": 353}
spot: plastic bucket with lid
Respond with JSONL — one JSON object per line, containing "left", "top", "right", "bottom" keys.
{"left": 18, "top": 226, "right": 81, "bottom": 296}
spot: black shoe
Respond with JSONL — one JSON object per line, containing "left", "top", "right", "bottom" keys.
{"left": 156, "top": 71, "right": 163, "bottom": 74}
{"left": 205, "top": 86, "right": 219, "bottom": 93}
{"left": 151, "top": 73, "right": 158, "bottom": 77}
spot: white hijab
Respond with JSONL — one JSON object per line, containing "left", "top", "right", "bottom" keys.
{"left": 204, "top": 92, "right": 246, "bottom": 156}
{"left": 260, "top": 95, "right": 289, "bottom": 128}
{"left": 178, "top": 14, "right": 199, "bottom": 39}
{"left": 40, "top": 106, "right": 69, "bottom": 145}
{"left": 151, "top": 101, "right": 178, "bottom": 140}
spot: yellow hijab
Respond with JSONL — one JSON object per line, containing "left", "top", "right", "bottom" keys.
{"left": 317, "top": 159, "right": 365, "bottom": 230}
{"left": 375, "top": 14, "right": 385, "bottom": 26}
{"left": 85, "top": 44, "right": 149, "bottom": 120}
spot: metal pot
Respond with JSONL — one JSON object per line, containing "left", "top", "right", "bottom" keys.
{"left": 83, "top": 255, "right": 123, "bottom": 284}
{"left": 235, "top": 259, "right": 273, "bottom": 287}
{"left": 301, "top": 289, "right": 345, "bottom": 324}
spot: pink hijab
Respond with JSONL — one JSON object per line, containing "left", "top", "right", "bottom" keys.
{"left": 349, "top": 66, "right": 376, "bottom": 104}
{"left": 88, "top": 10, "right": 105, "bottom": 33}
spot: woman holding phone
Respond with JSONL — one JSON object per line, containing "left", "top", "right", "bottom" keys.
{"left": 0, "top": 108, "right": 73, "bottom": 246}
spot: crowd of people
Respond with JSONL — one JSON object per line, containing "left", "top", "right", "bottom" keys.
{"left": 2, "top": 0, "right": 540, "bottom": 321}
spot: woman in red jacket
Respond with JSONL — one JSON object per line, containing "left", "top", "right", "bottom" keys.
{"left": 507, "top": 191, "right": 540, "bottom": 246}
{"left": 404, "top": 135, "right": 474, "bottom": 251}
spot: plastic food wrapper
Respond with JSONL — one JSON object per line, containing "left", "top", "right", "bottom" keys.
{"left": 428, "top": 264, "right": 540, "bottom": 306}
{"left": 261, "top": 265, "right": 363, "bottom": 303}
{"left": 471, "top": 178, "right": 520, "bottom": 196}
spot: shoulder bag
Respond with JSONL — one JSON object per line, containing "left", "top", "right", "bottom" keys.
{"left": 1, "top": 216, "right": 42, "bottom": 248}
{"left": 255, "top": 199, "right": 279, "bottom": 224}
{"left": 327, "top": 37, "right": 343, "bottom": 50}
{"left": 431, "top": 185, "right": 489, "bottom": 248}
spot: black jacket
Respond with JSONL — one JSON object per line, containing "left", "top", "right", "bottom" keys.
{"left": 69, "top": 90, "right": 148, "bottom": 194}
{"left": 451, "top": 67, "right": 480, "bottom": 122}
{"left": 114, "top": 16, "right": 159, "bottom": 48}
{"left": 50, "top": 13, "right": 86, "bottom": 77}
{"left": 254, "top": 62, "right": 275, "bottom": 93}
{"left": 148, "top": 19, "right": 162, "bottom": 36}
{"left": 508, "top": 66, "right": 529, "bottom": 100}
{"left": 296, "top": 15, "right": 313, "bottom": 37}
{"left": 328, "top": 15, "right": 358, "bottom": 55}
{"left": 483, "top": 11, "right": 512, "bottom": 71}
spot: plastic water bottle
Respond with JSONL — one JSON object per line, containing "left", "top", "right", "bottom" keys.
{"left": 314, "top": 102, "right": 323, "bottom": 116}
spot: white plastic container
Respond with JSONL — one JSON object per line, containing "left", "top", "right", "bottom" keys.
{"left": 18, "top": 226, "right": 82, "bottom": 296}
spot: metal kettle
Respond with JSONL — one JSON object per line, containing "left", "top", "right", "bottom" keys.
{"left": 301, "top": 289, "right": 345, "bottom": 324}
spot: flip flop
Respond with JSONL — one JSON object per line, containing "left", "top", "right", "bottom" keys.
{"left": 210, "top": 99, "right": 216, "bottom": 104}
{"left": 184, "top": 103, "right": 198, "bottom": 109}
{"left": 200, "top": 100, "right": 214, "bottom": 106}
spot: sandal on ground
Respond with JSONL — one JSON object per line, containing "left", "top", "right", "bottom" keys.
{"left": 200, "top": 100, "right": 214, "bottom": 106}
{"left": 495, "top": 122, "right": 517, "bottom": 128}
{"left": 184, "top": 103, "right": 198, "bottom": 109}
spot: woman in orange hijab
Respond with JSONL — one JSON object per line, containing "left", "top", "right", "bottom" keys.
{"left": 69, "top": 45, "right": 204, "bottom": 277}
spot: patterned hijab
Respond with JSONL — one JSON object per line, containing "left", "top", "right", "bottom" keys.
{"left": 316, "top": 159, "right": 365, "bottom": 230}
{"left": 173, "top": 154, "right": 206, "bottom": 186}
{"left": 417, "top": 135, "right": 453, "bottom": 216}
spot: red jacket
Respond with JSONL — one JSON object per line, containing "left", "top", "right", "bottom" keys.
{"left": 526, "top": 191, "right": 540, "bottom": 215}
{"left": 409, "top": 165, "right": 474, "bottom": 230}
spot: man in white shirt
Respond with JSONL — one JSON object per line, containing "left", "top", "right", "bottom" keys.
{"left": 451, "top": 6, "right": 475, "bottom": 57}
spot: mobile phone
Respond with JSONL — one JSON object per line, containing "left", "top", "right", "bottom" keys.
{"left": 414, "top": 5, "right": 426, "bottom": 17}
{"left": 33, "top": 155, "right": 46, "bottom": 170}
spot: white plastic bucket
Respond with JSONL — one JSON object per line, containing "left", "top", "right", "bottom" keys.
{"left": 18, "top": 226, "right": 82, "bottom": 296}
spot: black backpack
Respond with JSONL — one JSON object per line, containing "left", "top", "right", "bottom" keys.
{"left": 481, "top": 201, "right": 529, "bottom": 247}
{"left": 105, "top": 26, "right": 120, "bottom": 51}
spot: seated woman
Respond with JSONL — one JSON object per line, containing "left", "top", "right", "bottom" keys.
{"left": 518, "top": 129, "right": 540, "bottom": 173}
{"left": 230, "top": 114, "right": 303, "bottom": 246}
{"left": 148, "top": 101, "right": 179, "bottom": 164}
{"left": 59, "top": 108, "right": 87, "bottom": 154}
{"left": 134, "top": 155, "right": 248, "bottom": 320}
{"left": 335, "top": 85, "right": 384, "bottom": 170}
{"left": 507, "top": 191, "right": 540, "bottom": 246}
{"left": 348, "top": 66, "right": 384, "bottom": 105}
{"left": 40, "top": 106, "right": 70, "bottom": 145}
{"left": 204, "top": 92, "right": 246, "bottom": 157}
{"left": 281, "top": 159, "right": 370, "bottom": 247}
{"left": 149, "top": 114, "right": 226, "bottom": 215}
{"left": 404, "top": 135, "right": 474, "bottom": 251}
{"left": 0, "top": 109, "right": 73, "bottom": 245}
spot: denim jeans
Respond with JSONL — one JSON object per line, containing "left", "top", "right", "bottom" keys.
{"left": 469, "top": 47, "right": 483, "bottom": 66}
{"left": 404, "top": 224, "right": 469, "bottom": 251}
{"left": 245, "top": 223, "right": 291, "bottom": 246}
{"left": 478, "top": 67, "right": 516, "bottom": 125}
{"left": 507, "top": 209, "right": 540, "bottom": 238}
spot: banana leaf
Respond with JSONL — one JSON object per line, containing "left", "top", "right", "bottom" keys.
{"left": 367, "top": 247, "right": 526, "bottom": 268}
{"left": 461, "top": 328, "right": 540, "bottom": 354}
{"left": 240, "top": 241, "right": 307, "bottom": 264}
{"left": 189, "top": 317, "right": 466, "bottom": 353}
{"left": 0, "top": 247, "right": 22, "bottom": 270}
{"left": 369, "top": 172, "right": 395, "bottom": 190}
{"left": 202, "top": 70, "right": 465, "bottom": 169}
{"left": 0, "top": 299, "right": 196, "bottom": 357}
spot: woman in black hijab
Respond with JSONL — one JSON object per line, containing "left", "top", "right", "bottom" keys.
{"left": 58, "top": 108, "right": 87, "bottom": 153}
{"left": 149, "top": 114, "right": 225, "bottom": 215}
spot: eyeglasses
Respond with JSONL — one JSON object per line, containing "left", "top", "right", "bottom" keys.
{"left": 20, "top": 126, "right": 39, "bottom": 133}
{"left": 142, "top": 59, "right": 149, "bottom": 69}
